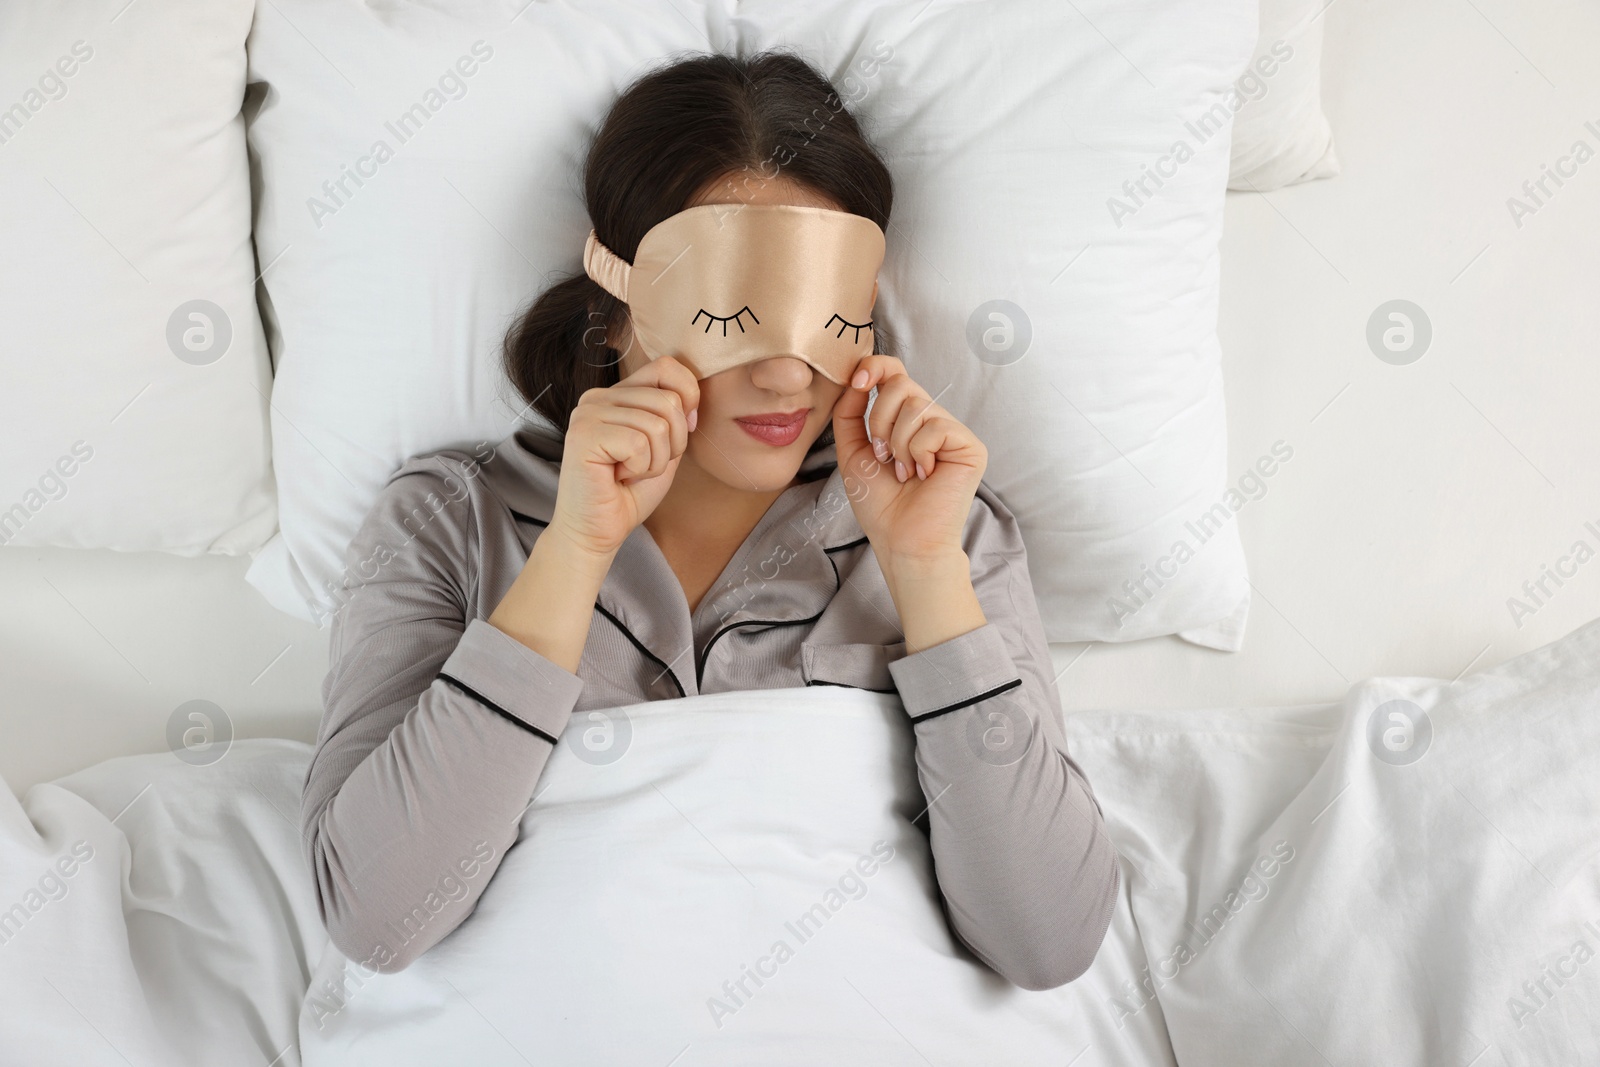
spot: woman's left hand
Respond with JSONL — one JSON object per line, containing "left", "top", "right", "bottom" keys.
{"left": 831, "top": 355, "right": 987, "bottom": 569}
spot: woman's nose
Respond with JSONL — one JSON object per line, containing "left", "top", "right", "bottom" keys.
{"left": 747, "top": 354, "right": 814, "bottom": 393}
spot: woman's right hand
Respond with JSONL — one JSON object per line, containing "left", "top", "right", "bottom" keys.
{"left": 546, "top": 355, "right": 700, "bottom": 561}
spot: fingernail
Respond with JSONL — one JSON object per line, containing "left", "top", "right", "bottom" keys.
{"left": 687, "top": 408, "right": 698, "bottom": 432}
{"left": 915, "top": 462, "right": 926, "bottom": 480}
{"left": 872, "top": 437, "right": 888, "bottom": 462}
{"left": 851, "top": 369, "right": 870, "bottom": 389}
{"left": 895, "top": 459, "right": 907, "bottom": 482}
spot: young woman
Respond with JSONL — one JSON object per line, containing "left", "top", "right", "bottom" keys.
{"left": 302, "top": 50, "right": 1120, "bottom": 992}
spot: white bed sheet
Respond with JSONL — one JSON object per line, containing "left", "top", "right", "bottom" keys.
{"left": 1070, "top": 612, "right": 1600, "bottom": 1065}
{"left": 0, "top": 739, "right": 323, "bottom": 1066}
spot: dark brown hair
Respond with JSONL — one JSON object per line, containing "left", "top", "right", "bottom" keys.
{"left": 502, "top": 49, "right": 895, "bottom": 436}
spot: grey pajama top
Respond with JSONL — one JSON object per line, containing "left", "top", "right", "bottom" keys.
{"left": 302, "top": 425, "right": 1121, "bottom": 989}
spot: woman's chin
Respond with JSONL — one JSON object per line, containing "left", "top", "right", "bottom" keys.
{"left": 693, "top": 433, "right": 810, "bottom": 493}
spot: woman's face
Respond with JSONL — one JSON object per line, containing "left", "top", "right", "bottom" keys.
{"left": 613, "top": 172, "right": 853, "bottom": 494}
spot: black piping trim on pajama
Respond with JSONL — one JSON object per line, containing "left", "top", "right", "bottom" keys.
{"left": 811, "top": 534, "right": 899, "bottom": 693}
{"left": 437, "top": 671, "right": 561, "bottom": 745}
{"left": 592, "top": 602, "right": 688, "bottom": 699}
{"left": 694, "top": 549, "right": 843, "bottom": 688}
{"left": 805, "top": 679, "right": 898, "bottom": 694}
{"left": 585, "top": 535, "right": 874, "bottom": 693}
{"left": 822, "top": 534, "right": 869, "bottom": 554}
{"left": 508, "top": 509, "right": 550, "bottom": 528}
{"left": 907, "top": 676, "right": 1023, "bottom": 725}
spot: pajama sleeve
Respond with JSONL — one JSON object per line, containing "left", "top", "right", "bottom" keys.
{"left": 301, "top": 461, "right": 584, "bottom": 973}
{"left": 885, "top": 484, "right": 1123, "bottom": 990}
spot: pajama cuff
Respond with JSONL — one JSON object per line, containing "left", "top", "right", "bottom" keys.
{"left": 435, "top": 618, "right": 584, "bottom": 744}
{"left": 887, "top": 622, "right": 1023, "bottom": 723}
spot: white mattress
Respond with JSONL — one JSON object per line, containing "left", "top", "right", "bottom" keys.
{"left": 2, "top": 0, "right": 1597, "bottom": 792}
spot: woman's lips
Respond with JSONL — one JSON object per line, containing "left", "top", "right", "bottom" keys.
{"left": 734, "top": 408, "right": 811, "bottom": 447}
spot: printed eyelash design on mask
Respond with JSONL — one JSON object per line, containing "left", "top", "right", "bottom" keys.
{"left": 825, "top": 314, "right": 873, "bottom": 344}
{"left": 691, "top": 306, "right": 760, "bottom": 335}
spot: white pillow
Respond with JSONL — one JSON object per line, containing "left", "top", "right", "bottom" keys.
{"left": 1228, "top": 0, "right": 1341, "bottom": 190}
{"left": 0, "top": 0, "right": 276, "bottom": 555}
{"left": 244, "top": 0, "right": 1257, "bottom": 650}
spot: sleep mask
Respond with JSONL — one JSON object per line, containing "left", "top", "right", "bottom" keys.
{"left": 582, "top": 203, "right": 886, "bottom": 384}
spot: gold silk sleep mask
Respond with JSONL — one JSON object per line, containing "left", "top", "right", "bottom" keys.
{"left": 582, "top": 203, "right": 886, "bottom": 384}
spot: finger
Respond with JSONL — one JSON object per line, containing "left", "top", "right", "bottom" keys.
{"left": 582, "top": 403, "right": 668, "bottom": 483}
{"left": 916, "top": 415, "right": 987, "bottom": 480}
{"left": 835, "top": 354, "right": 917, "bottom": 465}
{"left": 862, "top": 364, "right": 926, "bottom": 444}
{"left": 603, "top": 385, "right": 689, "bottom": 457}
{"left": 831, "top": 357, "right": 875, "bottom": 459}
{"left": 621, "top": 354, "right": 702, "bottom": 430}
{"left": 597, "top": 405, "right": 674, "bottom": 482}
{"left": 905, "top": 415, "right": 959, "bottom": 479}
{"left": 594, "top": 423, "right": 655, "bottom": 481}
{"left": 849, "top": 354, "right": 909, "bottom": 393}
{"left": 872, "top": 378, "right": 934, "bottom": 462}
{"left": 887, "top": 392, "right": 939, "bottom": 467}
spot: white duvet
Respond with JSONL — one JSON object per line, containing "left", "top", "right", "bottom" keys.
{"left": 297, "top": 686, "right": 1173, "bottom": 1067}
{"left": 3, "top": 616, "right": 1598, "bottom": 1066}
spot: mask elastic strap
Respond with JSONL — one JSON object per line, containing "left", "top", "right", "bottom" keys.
{"left": 582, "top": 229, "right": 631, "bottom": 303}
